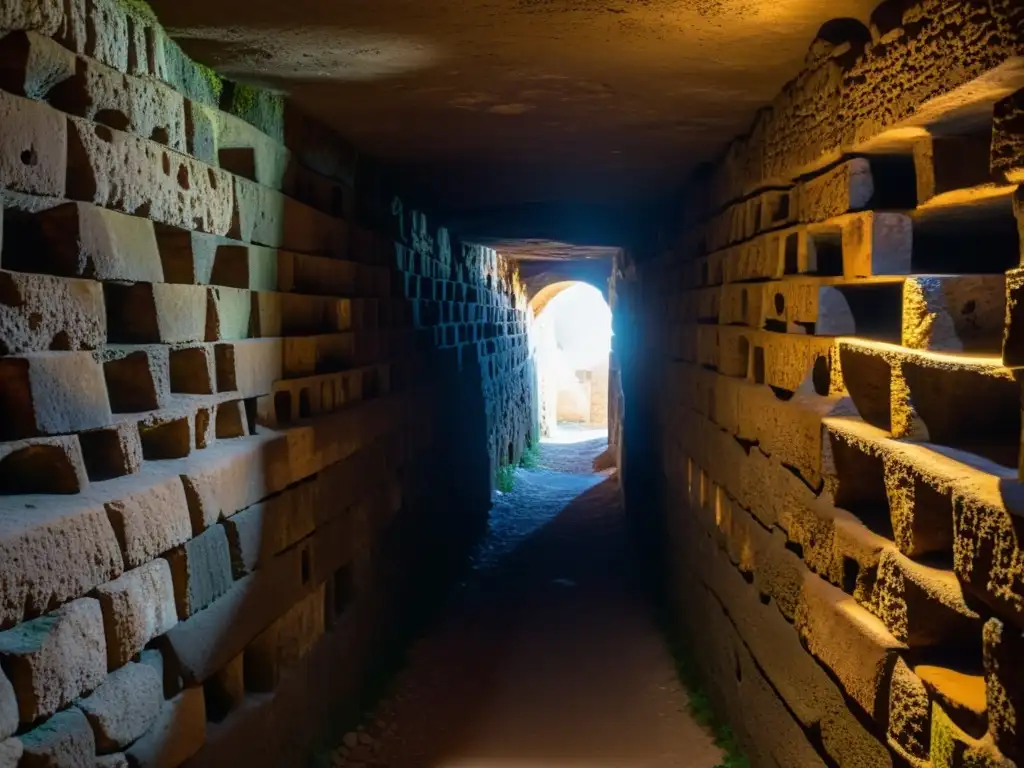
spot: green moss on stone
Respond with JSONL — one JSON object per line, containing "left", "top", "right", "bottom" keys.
{"left": 223, "top": 81, "right": 285, "bottom": 142}
{"left": 114, "top": 0, "right": 159, "bottom": 22}
{"left": 195, "top": 63, "right": 224, "bottom": 103}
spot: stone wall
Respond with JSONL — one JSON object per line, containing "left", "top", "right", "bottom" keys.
{"left": 0, "top": 1, "right": 535, "bottom": 766}
{"left": 624, "top": 2, "right": 1024, "bottom": 767}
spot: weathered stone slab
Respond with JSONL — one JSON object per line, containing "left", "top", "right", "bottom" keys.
{"left": 244, "top": 585, "right": 324, "bottom": 692}
{"left": 105, "top": 283, "right": 207, "bottom": 344}
{"left": 48, "top": 54, "right": 186, "bottom": 153}
{"left": 78, "top": 662, "right": 162, "bottom": 753}
{"left": 795, "top": 572, "right": 906, "bottom": 719}
{"left": 27, "top": 201, "right": 163, "bottom": 282}
{"left": 0, "top": 30, "right": 75, "bottom": 100}
{"left": 903, "top": 274, "right": 1005, "bottom": 353}
{"left": 0, "top": 90, "right": 65, "bottom": 197}
{"left": 0, "top": 435, "right": 89, "bottom": 495}
{"left": 124, "top": 686, "right": 205, "bottom": 768}
{"left": 838, "top": 338, "right": 1019, "bottom": 459}
{"left": 0, "top": 352, "right": 112, "bottom": 440}
{"left": 103, "top": 473, "right": 192, "bottom": 569}
{"left": 0, "top": 270, "right": 105, "bottom": 354}
{"left": 0, "top": 598, "right": 106, "bottom": 723}
{"left": 18, "top": 706, "right": 94, "bottom": 768}
{"left": 66, "top": 117, "right": 232, "bottom": 235}
{"left": 94, "top": 560, "right": 176, "bottom": 672}
{"left": 160, "top": 539, "right": 315, "bottom": 684}
{"left": 166, "top": 525, "right": 233, "bottom": 619}
{"left": 0, "top": 494, "right": 124, "bottom": 630}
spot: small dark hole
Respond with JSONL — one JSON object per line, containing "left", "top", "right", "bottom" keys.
{"left": 177, "top": 164, "right": 190, "bottom": 190}
{"left": 301, "top": 548, "right": 311, "bottom": 584}
{"left": 150, "top": 126, "right": 170, "bottom": 145}
{"left": 961, "top": 300, "right": 976, "bottom": 315}
{"left": 812, "top": 356, "right": 831, "bottom": 396}
{"left": 842, "top": 557, "right": 859, "bottom": 594}
{"left": 785, "top": 539, "right": 804, "bottom": 558}
{"left": 19, "top": 149, "right": 37, "bottom": 166}
{"left": 758, "top": 592, "right": 771, "bottom": 606}
{"left": 774, "top": 292, "right": 785, "bottom": 314}
{"left": 162, "top": 153, "right": 171, "bottom": 176}
{"left": 274, "top": 391, "right": 292, "bottom": 423}
{"left": 208, "top": 169, "right": 218, "bottom": 190}
{"left": 298, "top": 388, "right": 311, "bottom": 418}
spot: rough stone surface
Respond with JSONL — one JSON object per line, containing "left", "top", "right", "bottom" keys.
{"left": 94, "top": 559, "right": 177, "bottom": 670}
{"left": 102, "top": 473, "right": 192, "bottom": 570}
{"left": 0, "top": 352, "right": 112, "bottom": 440}
{"left": 165, "top": 525, "right": 233, "bottom": 619}
{"left": 78, "top": 662, "right": 163, "bottom": 753}
{"left": 123, "top": 686, "right": 205, "bottom": 768}
{"left": 18, "top": 707, "right": 95, "bottom": 768}
{"left": 0, "top": 598, "right": 106, "bottom": 724}
{"left": 66, "top": 117, "right": 232, "bottom": 235}
{"left": 0, "top": 667, "right": 16, "bottom": 741}
{"left": 0, "top": 270, "right": 106, "bottom": 355}
{"left": 0, "top": 89, "right": 65, "bottom": 197}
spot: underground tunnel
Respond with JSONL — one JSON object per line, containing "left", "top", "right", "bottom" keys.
{"left": 0, "top": 0, "right": 1023, "bottom": 766}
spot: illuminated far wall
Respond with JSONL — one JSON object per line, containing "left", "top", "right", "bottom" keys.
{"left": 531, "top": 282, "right": 612, "bottom": 436}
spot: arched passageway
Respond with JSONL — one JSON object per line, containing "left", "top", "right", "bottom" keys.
{"left": 530, "top": 282, "right": 613, "bottom": 441}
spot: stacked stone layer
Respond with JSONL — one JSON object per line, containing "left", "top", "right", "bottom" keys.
{"left": 0, "top": 1, "right": 536, "bottom": 766}
{"left": 627, "top": 2, "right": 1024, "bottom": 767}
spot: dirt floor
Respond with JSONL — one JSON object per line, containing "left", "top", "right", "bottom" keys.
{"left": 331, "top": 431, "right": 723, "bottom": 768}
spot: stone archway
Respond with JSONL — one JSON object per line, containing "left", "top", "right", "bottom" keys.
{"left": 529, "top": 281, "right": 612, "bottom": 439}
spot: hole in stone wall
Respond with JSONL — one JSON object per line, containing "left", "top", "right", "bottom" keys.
{"left": 274, "top": 391, "right": 292, "bottom": 424}
{"left": 752, "top": 347, "right": 765, "bottom": 384}
{"left": 784, "top": 233, "right": 799, "bottom": 274}
{"left": 95, "top": 109, "right": 129, "bottom": 131}
{"left": 735, "top": 336, "right": 750, "bottom": 378}
{"left": 841, "top": 556, "right": 860, "bottom": 594}
{"left": 812, "top": 356, "right": 831, "bottom": 396}
{"left": 828, "top": 434, "right": 893, "bottom": 538}
{"left": 19, "top": 148, "right": 37, "bottom": 166}
{"left": 774, "top": 293, "right": 785, "bottom": 314}
{"left": 826, "top": 283, "right": 903, "bottom": 342}
{"left": 809, "top": 230, "right": 843, "bottom": 276}
{"left": 0, "top": 444, "right": 82, "bottom": 494}
{"left": 301, "top": 548, "right": 311, "bottom": 584}
{"left": 332, "top": 564, "right": 354, "bottom": 619}
{"left": 298, "top": 388, "right": 311, "bottom": 419}
{"left": 48, "top": 331, "right": 71, "bottom": 351}
{"left": 150, "top": 126, "right": 170, "bottom": 145}
{"left": 177, "top": 164, "right": 190, "bottom": 190}
{"left": 162, "top": 152, "right": 171, "bottom": 176}
{"left": 913, "top": 195, "right": 1020, "bottom": 274}
{"left": 208, "top": 169, "right": 218, "bottom": 189}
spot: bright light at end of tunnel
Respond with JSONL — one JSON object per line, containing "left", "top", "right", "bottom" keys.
{"left": 546, "top": 283, "right": 612, "bottom": 370}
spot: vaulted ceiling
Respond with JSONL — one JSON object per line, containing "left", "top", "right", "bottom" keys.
{"left": 152, "top": 0, "right": 881, "bottom": 242}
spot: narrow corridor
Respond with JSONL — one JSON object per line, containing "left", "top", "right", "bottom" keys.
{"left": 330, "top": 434, "right": 723, "bottom": 768}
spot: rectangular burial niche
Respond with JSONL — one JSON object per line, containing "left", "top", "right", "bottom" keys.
{"left": 817, "top": 281, "right": 904, "bottom": 342}
{"left": 911, "top": 192, "right": 1021, "bottom": 275}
